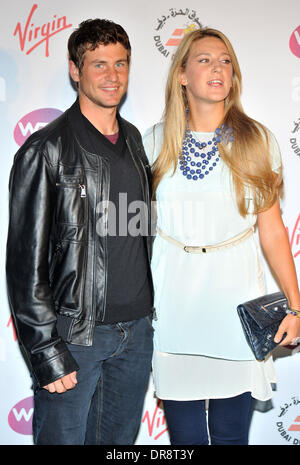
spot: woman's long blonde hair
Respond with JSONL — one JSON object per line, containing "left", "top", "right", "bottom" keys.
{"left": 152, "top": 28, "right": 282, "bottom": 216}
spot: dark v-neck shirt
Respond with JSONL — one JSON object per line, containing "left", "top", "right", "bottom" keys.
{"left": 81, "top": 114, "right": 152, "bottom": 324}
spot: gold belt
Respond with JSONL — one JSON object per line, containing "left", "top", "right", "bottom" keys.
{"left": 157, "top": 226, "right": 254, "bottom": 254}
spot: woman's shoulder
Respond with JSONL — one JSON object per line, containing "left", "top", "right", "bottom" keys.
{"left": 142, "top": 122, "right": 164, "bottom": 164}
{"left": 143, "top": 121, "right": 164, "bottom": 142}
{"left": 255, "top": 123, "right": 278, "bottom": 144}
{"left": 256, "top": 123, "right": 282, "bottom": 172}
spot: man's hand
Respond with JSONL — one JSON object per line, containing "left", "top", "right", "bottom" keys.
{"left": 43, "top": 371, "right": 78, "bottom": 394}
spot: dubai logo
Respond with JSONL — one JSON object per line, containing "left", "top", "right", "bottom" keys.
{"left": 13, "top": 4, "right": 72, "bottom": 57}
{"left": 153, "top": 7, "right": 203, "bottom": 58}
{"left": 290, "top": 117, "right": 300, "bottom": 158}
{"left": 289, "top": 25, "right": 300, "bottom": 59}
{"left": 276, "top": 396, "right": 300, "bottom": 444}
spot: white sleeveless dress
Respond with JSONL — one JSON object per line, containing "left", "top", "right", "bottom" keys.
{"left": 143, "top": 123, "right": 281, "bottom": 401}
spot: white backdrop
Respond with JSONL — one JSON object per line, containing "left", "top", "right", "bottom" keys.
{"left": 1, "top": 0, "right": 300, "bottom": 445}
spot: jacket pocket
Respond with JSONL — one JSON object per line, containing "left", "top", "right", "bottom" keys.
{"left": 56, "top": 313, "right": 76, "bottom": 342}
{"left": 55, "top": 176, "right": 86, "bottom": 225}
{"left": 50, "top": 240, "right": 86, "bottom": 314}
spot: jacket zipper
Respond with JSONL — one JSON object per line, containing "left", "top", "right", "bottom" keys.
{"left": 125, "top": 138, "right": 151, "bottom": 254}
{"left": 56, "top": 182, "right": 86, "bottom": 198}
{"left": 49, "top": 242, "right": 62, "bottom": 280}
{"left": 80, "top": 190, "right": 89, "bottom": 343}
{"left": 98, "top": 158, "right": 109, "bottom": 323}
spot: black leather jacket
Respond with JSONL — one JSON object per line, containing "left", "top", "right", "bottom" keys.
{"left": 6, "top": 101, "right": 153, "bottom": 388}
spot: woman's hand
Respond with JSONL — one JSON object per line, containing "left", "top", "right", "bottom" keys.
{"left": 274, "top": 314, "right": 300, "bottom": 346}
{"left": 258, "top": 200, "right": 300, "bottom": 347}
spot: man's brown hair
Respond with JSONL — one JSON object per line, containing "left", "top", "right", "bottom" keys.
{"left": 68, "top": 19, "right": 131, "bottom": 72}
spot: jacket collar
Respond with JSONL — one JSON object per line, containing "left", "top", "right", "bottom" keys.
{"left": 66, "top": 98, "right": 127, "bottom": 154}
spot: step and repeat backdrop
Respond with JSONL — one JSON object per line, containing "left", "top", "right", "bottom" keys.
{"left": 0, "top": 0, "right": 300, "bottom": 446}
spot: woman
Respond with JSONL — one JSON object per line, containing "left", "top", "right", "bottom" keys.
{"left": 143, "top": 28, "right": 300, "bottom": 445}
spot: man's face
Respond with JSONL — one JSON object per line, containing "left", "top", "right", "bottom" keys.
{"left": 69, "top": 42, "right": 129, "bottom": 111}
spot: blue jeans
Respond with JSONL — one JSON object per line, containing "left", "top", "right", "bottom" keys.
{"left": 163, "top": 392, "right": 253, "bottom": 445}
{"left": 33, "top": 316, "right": 153, "bottom": 445}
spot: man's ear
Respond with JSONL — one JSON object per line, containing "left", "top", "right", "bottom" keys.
{"left": 69, "top": 60, "right": 80, "bottom": 83}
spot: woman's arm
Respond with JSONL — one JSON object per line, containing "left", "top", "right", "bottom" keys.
{"left": 257, "top": 200, "right": 300, "bottom": 345}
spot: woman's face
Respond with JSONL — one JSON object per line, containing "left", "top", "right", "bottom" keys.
{"left": 180, "top": 36, "right": 233, "bottom": 109}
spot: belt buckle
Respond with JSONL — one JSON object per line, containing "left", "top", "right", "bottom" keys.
{"left": 183, "top": 246, "right": 206, "bottom": 253}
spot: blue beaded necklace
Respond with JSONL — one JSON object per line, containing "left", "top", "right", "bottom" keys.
{"left": 179, "top": 112, "right": 233, "bottom": 181}
{"left": 179, "top": 129, "right": 220, "bottom": 180}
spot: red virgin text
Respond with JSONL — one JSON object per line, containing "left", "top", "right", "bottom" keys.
{"left": 13, "top": 4, "right": 72, "bottom": 57}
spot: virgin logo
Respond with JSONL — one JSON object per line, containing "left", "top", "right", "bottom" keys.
{"left": 290, "top": 26, "right": 300, "bottom": 58}
{"left": 142, "top": 399, "right": 168, "bottom": 440}
{"left": 14, "top": 4, "right": 72, "bottom": 57}
{"left": 286, "top": 214, "right": 300, "bottom": 259}
{"left": 8, "top": 396, "right": 34, "bottom": 435}
{"left": 14, "top": 108, "right": 63, "bottom": 146}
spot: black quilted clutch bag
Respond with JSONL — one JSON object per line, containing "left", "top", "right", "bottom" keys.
{"left": 237, "top": 292, "right": 288, "bottom": 361}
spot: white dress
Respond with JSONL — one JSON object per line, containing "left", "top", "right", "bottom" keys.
{"left": 143, "top": 123, "right": 281, "bottom": 401}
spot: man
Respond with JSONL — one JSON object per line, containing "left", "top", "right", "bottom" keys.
{"left": 6, "top": 19, "right": 154, "bottom": 445}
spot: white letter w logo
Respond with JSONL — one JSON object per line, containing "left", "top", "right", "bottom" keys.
{"left": 294, "top": 30, "right": 300, "bottom": 46}
{"left": 12, "top": 407, "right": 34, "bottom": 422}
{"left": 18, "top": 121, "right": 47, "bottom": 136}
